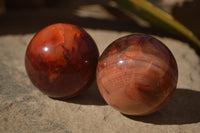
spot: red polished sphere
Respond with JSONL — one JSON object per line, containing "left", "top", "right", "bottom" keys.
{"left": 96, "top": 34, "right": 178, "bottom": 116}
{"left": 25, "top": 23, "right": 99, "bottom": 99}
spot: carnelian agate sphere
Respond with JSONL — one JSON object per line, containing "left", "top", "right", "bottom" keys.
{"left": 25, "top": 23, "right": 99, "bottom": 99}
{"left": 96, "top": 34, "right": 178, "bottom": 116}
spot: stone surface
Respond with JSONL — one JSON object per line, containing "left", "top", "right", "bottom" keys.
{"left": 0, "top": 29, "right": 200, "bottom": 133}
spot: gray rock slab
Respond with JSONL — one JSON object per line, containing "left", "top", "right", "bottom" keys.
{"left": 0, "top": 29, "right": 200, "bottom": 133}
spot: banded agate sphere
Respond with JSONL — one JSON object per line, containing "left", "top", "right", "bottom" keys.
{"left": 96, "top": 34, "right": 178, "bottom": 116}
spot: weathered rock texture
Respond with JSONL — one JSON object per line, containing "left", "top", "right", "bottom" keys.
{"left": 0, "top": 29, "right": 200, "bottom": 133}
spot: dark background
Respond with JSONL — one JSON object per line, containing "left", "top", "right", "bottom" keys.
{"left": 0, "top": 0, "right": 200, "bottom": 38}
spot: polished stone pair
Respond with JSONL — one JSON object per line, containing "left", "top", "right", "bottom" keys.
{"left": 25, "top": 23, "right": 178, "bottom": 116}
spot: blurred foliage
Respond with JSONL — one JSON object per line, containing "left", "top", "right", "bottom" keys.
{"left": 2, "top": 0, "right": 200, "bottom": 50}
{"left": 113, "top": 0, "right": 200, "bottom": 50}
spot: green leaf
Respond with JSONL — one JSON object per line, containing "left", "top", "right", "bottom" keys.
{"left": 112, "top": 0, "right": 200, "bottom": 49}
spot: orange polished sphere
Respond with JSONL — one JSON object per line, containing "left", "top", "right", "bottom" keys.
{"left": 96, "top": 34, "right": 178, "bottom": 116}
{"left": 25, "top": 23, "right": 99, "bottom": 99}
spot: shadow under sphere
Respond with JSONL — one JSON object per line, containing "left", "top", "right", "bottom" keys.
{"left": 53, "top": 79, "right": 107, "bottom": 106}
{"left": 124, "top": 88, "right": 200, "bottom": 125}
